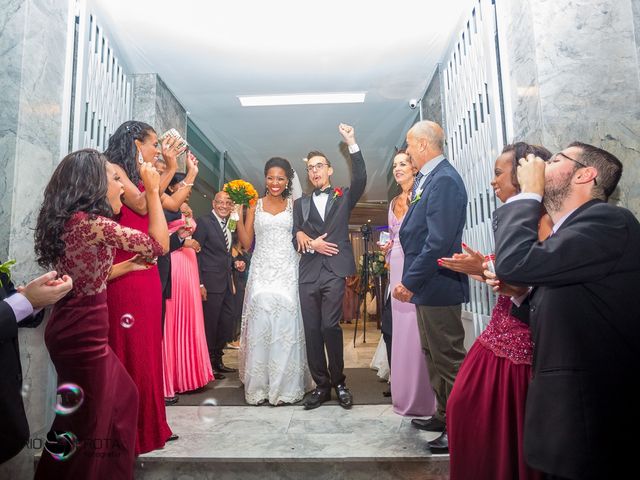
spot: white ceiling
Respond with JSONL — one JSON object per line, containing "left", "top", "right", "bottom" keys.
{"left": 91, "top": 0, "right": 473, "bottom": 201}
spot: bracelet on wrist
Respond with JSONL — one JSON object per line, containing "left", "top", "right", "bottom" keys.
{"left": 180, "top": 180, "right": 194, "bottom": 188}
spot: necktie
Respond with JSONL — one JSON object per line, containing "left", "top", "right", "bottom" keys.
{"left": 221, "top": 218, "right": 230, "bottom": 251}
{"left": 412, "top": 172, "right": 424, "bottom": 200}
{"left": 314, "top": 187, "right": 332, "bottom": 196}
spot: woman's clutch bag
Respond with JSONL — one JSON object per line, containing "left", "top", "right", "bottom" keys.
{"left": 159, "top": 128, "right": 188, "bottom": 150}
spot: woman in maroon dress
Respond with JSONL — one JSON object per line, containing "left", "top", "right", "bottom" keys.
{"left": 439, "top": 142, "right": 551, "bottom": 480}
{"left": 33, "top": 149, "right": 168, "bottom": 479}
{"left": 103, "top": 121, "right": 196, "bottom": 453}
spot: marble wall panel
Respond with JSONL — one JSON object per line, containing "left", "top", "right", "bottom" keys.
{"left": 132, "top": 73, "right": 187, "bottom": 170}
{"left": 0, "top": 1, "right": 70, "bottom": 479}
{"left": 630, "top": 0, "right": 640, "bottom": 74}
{"left": 132, "top": 73, "right": 157, "bottom": 128}
{"left": 0, "top": 0, "right": 26, "bottom": 260}
{"left": 155, "top": 75, "right": 187, "bottom": 139}
{"left": 495, "top": 0, "right": 544, "bottom": 144}
{"left": 421, "top": 67, "right": 443, "bottom": 127}
{"left": 498, "top": 0, "right": 640, "bottom": 216}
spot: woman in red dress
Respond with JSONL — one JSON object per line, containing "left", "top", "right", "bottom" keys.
{"left": 103, "top": 121, "right": 196, "bottom": 453}
{"left": 439, "top": 142, "right": 551, "bottom": 480}
{"left": 33, "top": 149, "right": 168, "bottom": 479}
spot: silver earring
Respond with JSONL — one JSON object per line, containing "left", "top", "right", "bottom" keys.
{"left": 137, "top": 151, "right": 144, "bottom": 164}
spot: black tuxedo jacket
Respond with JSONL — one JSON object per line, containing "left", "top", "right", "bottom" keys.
{"left": 193, "top": 212, "right": 233, "bottom": 294}
{"left": 399, "top": 159, "right": 469, "bottom": 305}
{"left": 293, "top": 150, "right": 366, "bottom": 283}
{"left": 0, "top": 269, "right": 43, "bottom": 464}
{"left": 494, "top": 198, "right": 640, "bottom": 478}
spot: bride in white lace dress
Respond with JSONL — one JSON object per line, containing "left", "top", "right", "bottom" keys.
{"left": 235, "top": 157, "right": 313, "bottom": 405}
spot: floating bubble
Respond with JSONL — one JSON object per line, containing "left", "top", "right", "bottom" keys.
{"left": 120, "top": 313, "right": 135, "bottom": 328}
{"left": 44, "top": 430, "right": 78, "bottom": 461}
{"left": 54, "top": 383, "right": 84, "bottom": 415}
{"left": 20, "top": 383, "right": 31, "bottom": 399}
{"left": 197, "top": 398, "right": 219, "bottom": 423}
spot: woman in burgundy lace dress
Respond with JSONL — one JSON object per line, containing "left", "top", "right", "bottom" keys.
{"left": 33, "top": 149, "right": 168, "bottom": 479}
{"left": 439, "top": 142, "right": 551, "bottom": 480}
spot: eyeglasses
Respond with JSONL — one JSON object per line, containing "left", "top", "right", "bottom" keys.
{"left": 547, "top": 152, "right": 597, "bottom": 186}
{"left": 306, "top": 163, "right": 328, "bottom": 172}
{"left": 214, "top": 200, "right": 234, "bottom": 206}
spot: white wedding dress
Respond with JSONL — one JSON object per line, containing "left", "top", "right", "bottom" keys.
{"left": 239, "top": 197, "right": 313, "bottom": 404}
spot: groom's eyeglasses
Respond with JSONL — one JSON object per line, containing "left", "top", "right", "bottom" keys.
{"left": 306, "top": 163, "right": 328, "bottom": 172}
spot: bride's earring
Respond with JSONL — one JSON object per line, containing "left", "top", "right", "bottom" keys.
{"left": 137, "top": 151, "right": 144, "bottom": 165}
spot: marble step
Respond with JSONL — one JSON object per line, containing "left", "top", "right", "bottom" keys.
{"left": 134, "top": 405, "right": 449, "bottom": 479}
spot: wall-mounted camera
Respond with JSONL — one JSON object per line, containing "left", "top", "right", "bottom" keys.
{"left": 409, "top": 98, "right": 420, "bottom": 109}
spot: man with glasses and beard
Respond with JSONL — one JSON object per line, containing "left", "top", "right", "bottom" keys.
{"left": 491, "top": 142, "right": 640, "bottom": 480}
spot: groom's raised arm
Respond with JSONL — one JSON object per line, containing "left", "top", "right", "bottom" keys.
{"left": 338, "top": 123, "right": 366, "bottom": 210}
{"left": 348, "top": 149, "right": 366, "bottom": 210}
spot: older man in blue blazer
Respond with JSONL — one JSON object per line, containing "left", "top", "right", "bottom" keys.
{"left": 393, "top": 120, "right": 468, "bottom": 453}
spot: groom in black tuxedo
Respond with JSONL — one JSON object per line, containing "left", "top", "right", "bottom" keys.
{"left": 293, "top": 123, "right": 366, "bottom": 410}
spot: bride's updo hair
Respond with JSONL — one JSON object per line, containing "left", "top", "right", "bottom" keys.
{"left": 264, "top": 156, "right": 294, "bottom": 199}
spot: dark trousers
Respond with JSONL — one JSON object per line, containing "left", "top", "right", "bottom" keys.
{"left": 415, "top": 304, "right": 466, "bottom": 422}
{"left": 202, "top": 288, "right": 234, "bottom": 365}
{"left": 381, "top": 294, "right": 393, "bottom": 371}
{"left": 299, "top": 265, "right": 346, "bottom": 391}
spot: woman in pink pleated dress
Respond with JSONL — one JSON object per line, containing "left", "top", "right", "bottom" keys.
{"left": 162, "top": 175, "right": 214, "bottom": 397}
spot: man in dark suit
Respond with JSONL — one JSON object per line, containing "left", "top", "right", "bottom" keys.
{"left": 293, "top": 123, "right": 366, "bottom": 410}
{"left": 1, "top": 267, "right": 72, "bottom": 464}
{"left": 393, "top": 120, "right": 468, "bottom": 453}
{"left": 193, "top": 191, "right": 245, "bottom": 378}
{"left": 492, "top": 143, "right": 640, "bottom": 480}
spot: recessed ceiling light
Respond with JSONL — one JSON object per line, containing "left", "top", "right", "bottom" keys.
{"left": 238, "top": 92, "right": 366, "bottom": 107}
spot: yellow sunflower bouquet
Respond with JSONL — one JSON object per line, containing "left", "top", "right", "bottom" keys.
{"left": 223, "top": 179, "right": 258, "bottom": 207}
{"left": 223, "top": 180, "right": 259, "bottom": 232}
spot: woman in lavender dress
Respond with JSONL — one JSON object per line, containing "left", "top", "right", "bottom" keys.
{"left": 381, "top": 151, "right": 436, "bottom": 416}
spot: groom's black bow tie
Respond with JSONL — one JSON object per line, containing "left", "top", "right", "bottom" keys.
{"left": 314, "top": 187, "right": 332, "bottom": 196}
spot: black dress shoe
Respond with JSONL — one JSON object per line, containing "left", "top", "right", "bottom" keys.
{"left": 335, "top": 384, "right": 353, "bottom": 409}
{"left": 214, "top": 363, "right": 237, "bottom": 374}
{"left": 303, "top": 388, "right": 331, "bottom": 410}
{"left": 382, "top": 388, "right": 392, "bottom": 397}
{"left": 214, "top": 372, "right": 226, "bottom": 380}
{"left": 427, "top": 430, "right": 448, "bottom": 454}
{"left": 166, "top": 433, "right": 179, "bottom": 442}
{"left": 164, "top": 396, "right": 179, "bottom": 406}
{"left": 411, "top": 416, "right": 446, "bottom": 432}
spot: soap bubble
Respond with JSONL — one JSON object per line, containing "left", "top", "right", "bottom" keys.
{"left": 120, "top": 313, "right": 135, "bottom": 328}
{"left": 54, "top": 383, "right": 84, "bottom": 416}
{"left": 44, "top": 430, "right": 78, "bottom": 461}
{"left": 197, "top": 398, "right": 219, "bottom": 423}
{"left": 20, "top": 383, "right": 31, "bottom": 399}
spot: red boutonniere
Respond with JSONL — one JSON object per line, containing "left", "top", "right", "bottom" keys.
{"left": 333, "top": 187, "right": 343, "bottom": 199}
